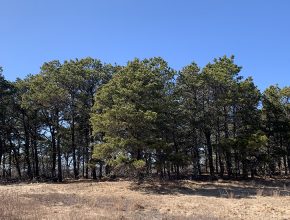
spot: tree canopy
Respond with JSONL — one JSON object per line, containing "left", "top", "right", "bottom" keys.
{"left": 0, "top": 56, "right": 289, "bottom": 181}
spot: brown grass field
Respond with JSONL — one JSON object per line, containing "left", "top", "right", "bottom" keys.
{"left": 0, "top": 178, "right": 289, "bottom": 220}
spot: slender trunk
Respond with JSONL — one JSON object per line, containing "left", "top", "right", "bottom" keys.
{"left": 216, "top": 122, "right": 224, "bottom": 178}
{"left": 205, "top": 150, "right": 208, "bottom": 174}
{"left": 172, "top": 130, "right": 180, "bottom": 179}
{"left": 56, "top": 117, "right": 62, "bottom": 182}
{"left": 156, "top": 149, "right": 163, "bottom": 179}
{"left": 8, "top": 148, "right": 12, "bottom": 178}
{"left": 278, "top": 159, "right": 282, "bottom": 175}
{"left": 205, "top": 130, "right": 214, "bottom": 177}
{"left": 83, "top": 128, "right": 90, "bottom": 178}
{"left": 192, "top": 140, "right": 200, "bottom": 178}
{"left": 283, "top": 155, "right": 287, "bottom": 175}
{"left": 90, "top": 128, "right": 96, "bottom": 179}
{"left": 51, "top": 127, "right": 56, "bottom": 179}
{"left": 234, "top": 150, "right": 239, "bottom": 178}
{"left": 279, "top": 134, "right": 283, "bottom": 175}
{"left": 85, "top": 135, "right": 89, "bottom": 179}
{"left": 65, "top": 154, "right": 70, "bottom": 178}
{"left": 99, "top": 162, "right": 103, "bottom": 179}
{"left": 224, "top": 107, "right": 232, "bottom": 177}
{"left": 77, "top": 149, "right": 81, "bottom": 177}
{"left": 82, "top": 146, "right": 85, "bottom": 178}
{"left": 33, "top": 144, "right": 39, "bottom": 177}
{"left": 251, "top": 168, "right": 255, "bottom": 179}
{"left": 0, "top": 137, "right": 3, "bottom": 171}
{"left": 105, "top": 164, "right": 111, "bottom": 176}
{"left": 57, "top": 136, "right": 62, "bottom": 182}
{"left": 167, "top": 164, "right": 171, "bottom": 180}
{"left": 287, "top": 143, "right": 290, "bottom": 174}
{"left": 72, "top": 110, "right": 78, "bottom": 179}
{"left": 81, "top": 126, "right": 89, "bottom": 179}
{"left": 12, "top": 148, "right": 21, "bottom": 178}
{"left": 242, "top": 159, "right": 248, "bottom": 179}
{"left": 145, "top": 153, "right": 150, "bottom": 175}
{"left": 92, "top": 165, "right": 97, "bottom": 179}
{"left": 233, "top": 104, "right": 238, "bottom": 178}
{"left": 192, "top": 128, "right": 201, "bottom": 178}
{"left": 2, "top": 153, "right": 6, "bottom": 178}
{"left": 23, "top": 114, "right": 32, "bottom": 179}
{"left": 163, "top": 163, "right": 166, "bottom": 179}
{"left": 33, "top": 116, "right": 39, "bottom": 177}
{"left": 215, "top": 144, "right": 219, "bottom": 175}
{"left": 9, "top": 137, "right": 21, "bottom": 178}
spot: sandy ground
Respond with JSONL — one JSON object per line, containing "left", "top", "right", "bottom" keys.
{"left": 0, "top": 179, "right": 289, "bottom": 220}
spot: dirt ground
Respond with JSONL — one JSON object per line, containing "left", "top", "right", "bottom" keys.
{"left": 0, "top": 178, "right": 289, "bottom": 220}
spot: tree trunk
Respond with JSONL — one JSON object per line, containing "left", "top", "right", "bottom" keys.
{"left": 13, "top": 148, "right": 21, "bottom": 178}
{"left": 0, "top": 137, "right": 3, "bottom": 172}
{"left": 32, "top": 111, "right": 39, "bottom": 178}
{"left": 23, "top": 115, "right": 33, "bottom": 179}
{"left": 85, "top": 140, "right": 89, "bottom": 179}
{"left": 99, "top": 162, "right": 103, "bottom": 179}
{"left": 90, "top": 128, "right": 96, "bottom": 179}
{"left": 33, "top": 130, "right": 39, "bottom": 178}
{"left": 57, "top": 126, "right": 62, "bottom": 182}
{"left": 172, "top": 130, "right": 180, "bottom": 179}
{"left": 242, "top": 159, "right": 248, "bottom": 179}
{"left": 2, "top": 153, "right": 5, "bottom": 178}
{"left": 205, "top": 130, "right": 214, "bottom": 177}
{"left": 224, "top": 108, "right": 232, "bottom": 177}
{"left": 91, "top": 165, "right": 97, "bottom": 179}
{"left": 9, "top": 137, "right": 21, "bottom": 178}
{"left": 284, "top": 155, "right": 288, "bottom": 175}
{"left": 71, "top": 113, "right": 78, "bottom": 179}
{"left": 51, "top": 127, "right": 56, "bottom": 179}
{"left": 8, "top": 148, "right": 12, "bottom": 178}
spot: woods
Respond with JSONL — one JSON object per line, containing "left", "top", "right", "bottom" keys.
{"left": 0, "top": 56, "right": 289, "bottom": 182}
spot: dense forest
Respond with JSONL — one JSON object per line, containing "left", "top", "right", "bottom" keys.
{"left": 0, "top": 56, "right": 289, "bottom": 182}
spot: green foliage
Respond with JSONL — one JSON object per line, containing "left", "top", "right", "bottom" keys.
{"left": 0, "top": 56, "right": 290, "bottom": 180}
{"left": 91, "top": 57, "right": 175, "bottom": 165}
{"left": 132, "top": 159, "right": 146, "bottom": 170}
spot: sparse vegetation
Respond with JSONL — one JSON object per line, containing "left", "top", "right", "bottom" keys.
{"left": 0, "top": 179, "right": 289, "bottom": 220}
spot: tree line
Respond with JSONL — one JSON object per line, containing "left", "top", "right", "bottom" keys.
{"left": 0, "top": 56, "right": 289, "bottom": 182}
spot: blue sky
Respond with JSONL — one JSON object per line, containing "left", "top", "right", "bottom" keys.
{"left": 0, "top": 0, "right": 289, "bottom": 91}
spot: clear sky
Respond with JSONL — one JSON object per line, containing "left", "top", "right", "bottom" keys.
{"left": 0, "top": 0, "right": 289, "bottom": 91}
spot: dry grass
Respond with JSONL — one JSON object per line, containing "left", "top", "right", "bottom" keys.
{"left": 0, "top": 179, "right": 289, "bottom": 220}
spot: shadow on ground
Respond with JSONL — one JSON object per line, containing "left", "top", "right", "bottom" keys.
{"left": 130, "top": 179, "right": 290, "bottom": 199}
